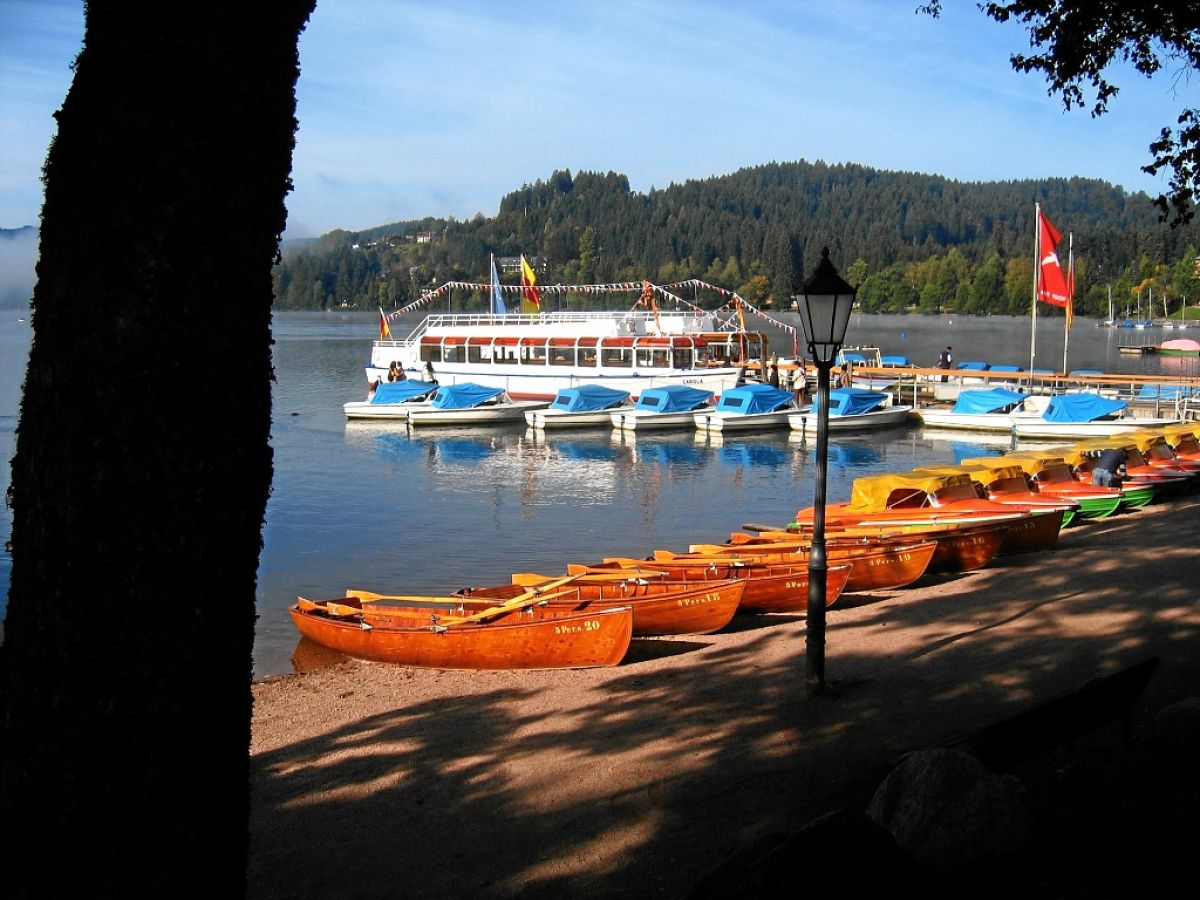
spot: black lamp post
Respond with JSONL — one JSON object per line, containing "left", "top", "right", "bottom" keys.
{"left": 796, "top": 248, "right": 856, "bottom": 695}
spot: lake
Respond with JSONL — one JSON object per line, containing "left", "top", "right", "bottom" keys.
{"left": 1, "top": 308, "right": 1196, "bottom": 678}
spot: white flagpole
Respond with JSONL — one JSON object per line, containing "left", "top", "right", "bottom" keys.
{"left": 1030, "top": 202, "right": 1039, "bottom": 392}
{"left": 1063, "top": 234, "right": 1073, "bottom": 375}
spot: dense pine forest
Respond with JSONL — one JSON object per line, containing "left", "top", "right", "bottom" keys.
{"left": 273, "top": 160, "right": 1200, "bottom": 320}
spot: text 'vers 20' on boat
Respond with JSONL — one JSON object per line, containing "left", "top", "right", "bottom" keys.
{"left": 404, "top": 383, "right": 549, "bottom": 426}
{"left": 343, "top": 379, "right": 438, "bottom": 420}
{"left": 611, "top": 384, "right": 714, "bottom": 431}
{"left": 693, "top": 383, "right": 800, "bottom": 433}
{"left": 369, "top": 299, "right": 769, "bottom": 401}
{"left": 290, "top": 585, "right": 632, "bottom": 670}
{"left": 524, "top": 385, "right": 632, "bottom": 429}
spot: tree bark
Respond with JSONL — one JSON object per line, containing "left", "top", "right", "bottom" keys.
{"left": 0, "top": 4, "right": 314, "bottom": 895}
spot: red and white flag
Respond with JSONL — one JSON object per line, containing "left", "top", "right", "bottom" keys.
{"left": 1036, "top": 209, "right": 1070, "bottom": 308}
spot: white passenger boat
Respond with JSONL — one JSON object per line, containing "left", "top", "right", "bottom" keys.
{"left": 525, "top": 385, "right": 632, "bottom": 429}
{"left": 611, "top": 384, "right": 714, "bottom": 431}
{"left": 788, "top": 388, "right": 913, "bottom": 433}
{"left": 405, "top": 383, "right": 549, "bottom": 427}
{"left": 343, "top": 379, "right": 439, "bottom": 420}
{"left": 369, "top": 284, "right": 770, "bottom": 401}
{"left": 693, "top": 383, "right": 800, "bottom": 433}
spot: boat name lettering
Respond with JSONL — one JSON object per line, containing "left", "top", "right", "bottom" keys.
{"left": 554, "top": 620, "right": 603, "bottom": 635}
{"left": 676, "top": 593, "right": 720, "bottom": 607}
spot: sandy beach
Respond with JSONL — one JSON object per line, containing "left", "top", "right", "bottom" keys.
{"left": 249, "top": 493, "right": 1200, "bottom": 899}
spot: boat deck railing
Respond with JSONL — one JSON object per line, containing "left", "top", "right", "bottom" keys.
{"left": 377, "top": 310, "right": 728, "bottom": 347}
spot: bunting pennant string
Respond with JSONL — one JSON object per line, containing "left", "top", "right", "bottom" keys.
{"left": 380, "top": 277, "right": 800, "bottom": 341}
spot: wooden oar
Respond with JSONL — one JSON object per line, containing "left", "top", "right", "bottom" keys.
{"left": 344, "top": 575, "right": 584, "bottom": 625}
{"left": 510, "top": 570, "right": 663, "bottom": 586}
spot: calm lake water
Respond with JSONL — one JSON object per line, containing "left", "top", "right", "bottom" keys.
{"left": 1, "top": 308, "right": 1195, "bottom": 678}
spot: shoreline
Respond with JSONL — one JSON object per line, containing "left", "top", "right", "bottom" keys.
{"left": 249, "top": 493, "right": 1200, "bottom": 898}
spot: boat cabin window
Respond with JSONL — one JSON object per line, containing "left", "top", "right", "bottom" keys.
{"left": 636, "top": 347, "right": 670, "bottom": 369}
{"left": 442, "top": 344, "right": 463, "bottom": 364}
{"left": 467, "top": 344, "right": 487, "bottom": 364}
{"left": 420, "top": 347, "right": 443, "bottom": 364}
{"left": 601, "top": 347, "right": 632, "bottom": 367}
{"left": 673, "top": 349, "right": 693, "bottom": 369}
{"left": 578, "top": 352, "right": 597, "bottom": 368}
{"left": 521, "top": 343, "right": 548, "bottom": 366}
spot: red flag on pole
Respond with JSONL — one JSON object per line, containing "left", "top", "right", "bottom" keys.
{"left": 1037, "top": 210, "right": 1070, "bottom": 308}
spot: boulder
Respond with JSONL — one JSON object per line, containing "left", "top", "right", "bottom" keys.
{"left": 867, "top": 748, "right": 1031, "bottom": 870}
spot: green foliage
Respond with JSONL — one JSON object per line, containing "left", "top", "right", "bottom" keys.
{"left": 273, "top": 161, "right": 1200, "bottom": 318}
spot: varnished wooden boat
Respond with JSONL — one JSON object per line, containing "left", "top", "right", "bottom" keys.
{"left": 731, "top": 522, "right": 1003, "bottom": 576}
{"left": 662, "top": 536, "right": 939, "bottom": 591}
{"left": 454, "top": 572, "right": 745, "bottom": 635}
{"left": 795, "top": 470, "right": 1063, "bottom": 557}
{"left": 567, "top": 557, "right": 852, "bottom": 613}
{"left": 290, "top": 587, "right": 632, "bottom": 669}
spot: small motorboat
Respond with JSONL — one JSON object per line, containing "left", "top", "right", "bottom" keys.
{"left": 611, "top": 384, "right": 714, "bottom": 431}
{"left": 525, "top": 385, "right": 632, "bottom": 429}
{"left": 405, "top": 382, "right": 549, "bottom": 427}
{"left": 343, "top": 379, "right": 439, "bottom": 420}
{"left": 693, "top": 383, "right": 800, "bottom": 433}
{"left": 788, "top": 387, "right": 913, "bottom": 434}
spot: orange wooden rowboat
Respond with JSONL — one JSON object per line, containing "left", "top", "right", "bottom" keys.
{"left": 722, "top": 523, "right": 1002, "bottom": 577}
{"left": 565, "top": 557, "right": 852, "bottom": 613}
{"left": 290, "top": 589, "right": 632, "bottom": 670}
{"left": 671, "top": 537, "right": 938, "bottom": 592}
{"left": 455, "top": 573, "right": 745, "bottom": 635}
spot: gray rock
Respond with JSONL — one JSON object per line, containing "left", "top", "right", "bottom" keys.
{"left": 866, "top": 748, "right": 1031, "bottom": 870}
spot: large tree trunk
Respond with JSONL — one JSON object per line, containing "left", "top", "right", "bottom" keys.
{"left": 0, "top": 4, "right": 314, "bottom": 896}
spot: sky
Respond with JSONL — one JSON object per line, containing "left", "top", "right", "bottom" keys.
{"left": 0, "top": 0, "right": 1193, "bottom": 243}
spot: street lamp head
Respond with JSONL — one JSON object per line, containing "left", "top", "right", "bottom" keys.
{"left": 796, "top": 247, "right": 856, "bottom": 366}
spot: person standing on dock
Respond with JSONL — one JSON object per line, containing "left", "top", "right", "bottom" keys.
{"left": 937, "top": 346, "right": 953, "bottom": 382}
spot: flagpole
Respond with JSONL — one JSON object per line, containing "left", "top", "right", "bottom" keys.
{"left": 1029, "top": 202, "right": 1039, "bottom": 392}
{"left": 1063, "top": 234, "right": 1073, "bottom": 375}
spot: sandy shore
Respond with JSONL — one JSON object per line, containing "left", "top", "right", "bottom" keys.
{"left": 249, "top": 494, "right": 1200, "bottom": 899}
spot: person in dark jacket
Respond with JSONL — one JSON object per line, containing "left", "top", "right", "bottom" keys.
{"left": 1089, "top": 447, "right": 1126, "bottom": 486}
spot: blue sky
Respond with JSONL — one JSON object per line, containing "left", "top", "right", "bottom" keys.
{"left": 0, "top": 1, "right": 1191, "bottom": 239}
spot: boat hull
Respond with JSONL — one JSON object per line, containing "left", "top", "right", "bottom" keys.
{"left": 288, "top": 602, "right": 632, "bottom": 669}
{"left": 575, "top": 558, "right": 851, "bottom": 612}
{"left": 406, "top": 400, "right": 550, "bottom": 426}
{"left": 457, "top": 578, "right": 744, "bottom": 635}
{"left": 693, "top": 409, "right": 796, "bottom": 433}
{"left": 788, "top": 405, "right": 914, "bottom": 433}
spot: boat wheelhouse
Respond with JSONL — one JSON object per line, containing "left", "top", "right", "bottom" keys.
{"left": 368, "top": 307, "right": 768, "bottom": 401}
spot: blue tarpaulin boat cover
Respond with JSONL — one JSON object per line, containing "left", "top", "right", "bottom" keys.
{"left": 1042, "top": 392, "right": 1127, "bottom": 422}
{"left": 430, "top": 383, "right": 504, "bottom": 409}
{"left": 989, "top": 364, "right": 1022, "bottom": 373}
{"left": 548, "top": 385, "right": 630, "bottom": 412}
{"left": 1137, "top": 383, "right": 1192, "bottom": 400}
{"left": 814, "top": 388, "right": 889, "bottom": 416}
{"left": 632, "top": 385, "right": 714, "bottom": 413}
{"left": 957, "top": 361, "right": 990, "bottom": 371}
{"left": 950, "top": 388, "right": 1027, "bottom": 414}
{"left": 881, "top": 355, "right": 910, "bottom": 366}
{"left": 370, "top": 380, "right": 438, "bottom": 404}
{"left": 713, "top": 383, "right": 795, "bottom": 414}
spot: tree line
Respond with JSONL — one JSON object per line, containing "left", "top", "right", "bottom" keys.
{"left": 273, "top": 161, "right": 1200, "bottom": 320}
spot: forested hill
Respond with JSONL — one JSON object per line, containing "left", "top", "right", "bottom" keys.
{"left": 273, "top": 160, "right": 1200, "bottom": 319}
